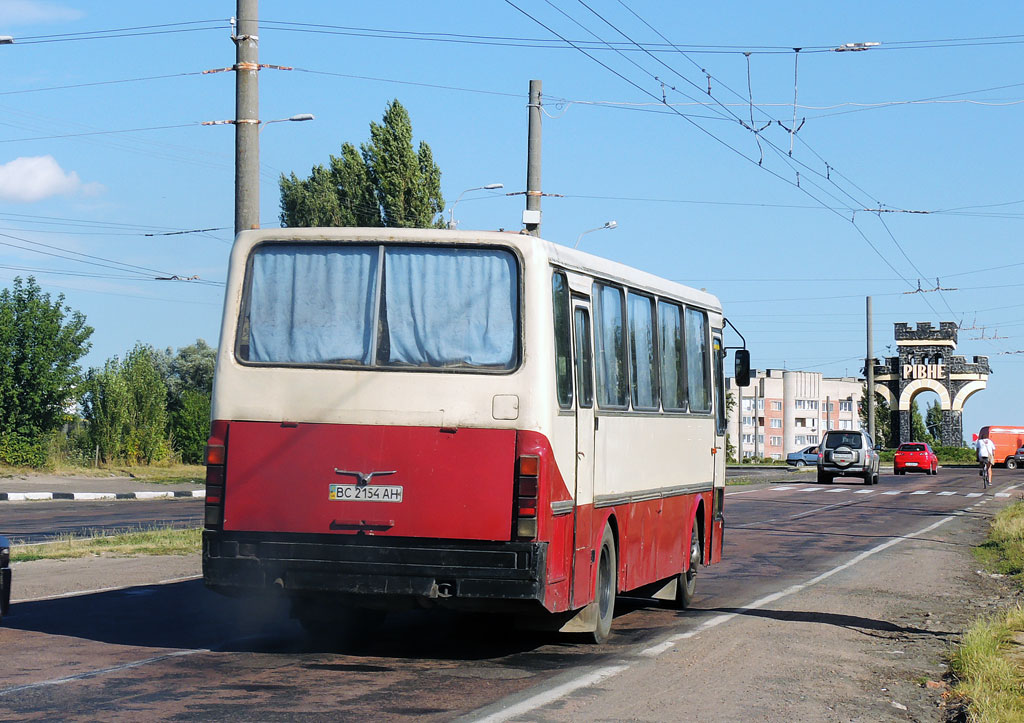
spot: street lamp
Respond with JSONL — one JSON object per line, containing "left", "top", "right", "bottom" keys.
{"left": 0, "top": 37, "right": 13, "bottom": 45}
{"left": 259, "top": 113, "right": 315, "bottom": 133}
{"left": 574, "top": 220, "right": 617, "bottom": 248}
{"left": 448, "top": 183, "right": 504, "bottom": 229}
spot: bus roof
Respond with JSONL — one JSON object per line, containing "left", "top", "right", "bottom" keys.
{"left": 233, "top": 227, "right": 724, "bottom": 314}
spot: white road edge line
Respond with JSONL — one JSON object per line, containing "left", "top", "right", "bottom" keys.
{"left": 466, "top": 511, "right": 963, "bottom": 723}
{"left": 0, "top": 649, "right": 208, "bottom": 697}
{"left": 12, "top": 575, "right": 202, "bottom": 604}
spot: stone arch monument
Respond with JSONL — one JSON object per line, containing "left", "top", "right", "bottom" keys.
{"left": 872, "top": 322, "right": 990, "bottom": 446}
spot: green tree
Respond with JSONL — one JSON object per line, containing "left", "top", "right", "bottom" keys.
{"left": 925, "top": 399, "right": 943, "bottom": 444}
{"left": 170, "top": 389, "right": 211, "bottom": 464}
{"left": 280, "top": 100, "right": 444, "bottom": 229}
{"left": 860, "top": 384, "right": 895, "bottom": 447}
{"left": 910, "top": 399, "right": 929, "bottom": 443}
{"left": 154, "top": 338, "right": 216, "bottom": 462}
{"left": 82, "top": 344, "right": 170, "bottom": 464}
{"left": 0, "top": 277, "right": 92, "bottom": 446}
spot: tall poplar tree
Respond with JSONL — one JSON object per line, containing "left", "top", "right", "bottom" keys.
{"left": 280, "top": 100, "right": 444, "bottom": 229}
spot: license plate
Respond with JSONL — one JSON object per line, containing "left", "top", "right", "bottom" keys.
{"left": 905, "top": 462, "right": 918, "bottom": 467}
{"left": 329, "top": 484, "right": 404, "bottom": 503}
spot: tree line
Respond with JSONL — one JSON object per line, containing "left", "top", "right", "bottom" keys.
{"left": 0, "top": 277, "right": 214, "bottom": 467}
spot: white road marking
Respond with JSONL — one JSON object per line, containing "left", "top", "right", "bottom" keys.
{"left": 965, "top": 493, "right": 983, "bottom": 498}
{"left": 853, "top": 490, "right": 873, "bottom": 494}
{"left": 470, "top": 665, "right": 630, "bottom": 723}
{"left": 882, "top": 491, "right": 902, "bottom": 495}
{"left": 937, "top": 491, "right": 956, "bottom": 496}
{"left": 773, "top": 486, "right": 794, "bottom": 491}
{"left": 995, "top": 493, "right": 1011, "bottom": 497}
{"left": 910, "top": 490, "right": 930, "bottom": 495}
{"left": 801, "top": 487, "right": 822, "bottom": 492}
{"left": 827, "top": 488, "right": 850, "bottom": 493}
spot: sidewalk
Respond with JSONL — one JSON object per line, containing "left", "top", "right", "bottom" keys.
{"left": 0, "top": 473, "right": 204, "bottom": 502}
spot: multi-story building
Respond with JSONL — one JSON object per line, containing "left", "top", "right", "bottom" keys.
{"left": 726, "top": 369, "right": 864, "bottom": 461}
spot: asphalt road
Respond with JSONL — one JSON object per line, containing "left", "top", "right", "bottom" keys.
{"left": 0, "top": 499, "right": 205, "bottom": 544}
{"left": 0, "top": 467, "right": 1019, "bottom": 720}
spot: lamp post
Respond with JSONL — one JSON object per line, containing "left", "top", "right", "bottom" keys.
{"left": 448, "top": 183, "right": 504, "bottom": 229}
{"left": 574, "top": 220, "right": 617, "bottom": 248}
{"left": 0, "top": 36, "right": 13, "bottom": 45}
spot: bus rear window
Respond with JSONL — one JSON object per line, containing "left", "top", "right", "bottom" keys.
{"left": 239, "top": 244, "right": 519, "bottom": 371}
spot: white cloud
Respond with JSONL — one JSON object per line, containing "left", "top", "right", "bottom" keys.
{"left": 0, "top": 155, "right": 101, "bottom": 202}
{"left": 0, "top": 1, "right": 83, "bottom": 26}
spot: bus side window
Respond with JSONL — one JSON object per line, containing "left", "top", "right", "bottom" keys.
{"left": 594, "top": 283, "right": 628, "bottom": 409}
{"left": 685, "top": 307, "right": 711, "bottom": 414}
{"left": 574, "top": 307, "right": 594, "bottom": 408}
{"left": 657, "top": 301, "right": 686, "bottom": 412}
{"left": 552, "top": 271, "right": 574, "bottom": 409}
{"left": 627, "top": 292, "right": 659, "bottom": 411}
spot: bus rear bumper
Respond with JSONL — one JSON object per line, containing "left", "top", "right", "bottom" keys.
{"left": 203, "top": 531, "right": 547, "bottom": 608}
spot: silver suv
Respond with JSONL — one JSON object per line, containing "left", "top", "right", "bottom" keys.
{"left": 817, "top": 430, "right": 880, "bottom": 485}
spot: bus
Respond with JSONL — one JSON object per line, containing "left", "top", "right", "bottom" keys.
{"left": 202, "top": 227, "right": 750, "bottom": 643}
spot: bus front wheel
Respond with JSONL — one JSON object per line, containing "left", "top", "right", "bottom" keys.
{"left": 592, "top": 525, "right": 617, "bottom": 644}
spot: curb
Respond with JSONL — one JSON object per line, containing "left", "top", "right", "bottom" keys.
{"left": 0, "top": 490, "right": 205, "bottom": 502}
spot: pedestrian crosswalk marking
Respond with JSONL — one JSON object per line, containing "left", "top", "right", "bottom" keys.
{"left": 773, "top": 486, "right": 794, "bottom": 491}
{"left": 910, "top": 490, "right": 930, "bottom": 495}
{"left": 882, "top": 490, "right": 902, "bottom": 495}
{"left": 965, "top": 493, "right": 983, "bottom": 497}
{"left": 937, "top": 491, "right": 956, "bottom": 496}
{"left": 827, "top": 488, "right": 850, "bottom": 492}
{"left": 853, "top": 490, "right": 873, "bottom": 494}
{"left": 801, "top": 487, "right": 821, "bottom": 492}
{"left": 996, "top": 493, "right": 1011, "bottom": 497}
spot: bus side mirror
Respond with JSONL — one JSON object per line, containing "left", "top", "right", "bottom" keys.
{"left": 734, "top": 349, "right": 751, "bottom": 387}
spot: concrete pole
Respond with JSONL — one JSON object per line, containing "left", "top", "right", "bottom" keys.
{"left": 235, "top": 0, "right": 260, "bottom": 237}
{"left": 867, "top": 296, "right": 876, "bottom": 442}
{"left": 525, "top": 79, "right": 542, "bottom": 236}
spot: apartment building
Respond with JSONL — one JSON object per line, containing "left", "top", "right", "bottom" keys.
{"left": 726, "top": 369, "right": 864, "bottom": 460}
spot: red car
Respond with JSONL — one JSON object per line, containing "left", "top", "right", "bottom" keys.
{"left": 893, "top": 443, "right": 938, "bottom": 475}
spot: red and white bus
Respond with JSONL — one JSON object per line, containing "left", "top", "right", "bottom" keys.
{"left": 203, "top": 228, "right": 749, "bottom": 642}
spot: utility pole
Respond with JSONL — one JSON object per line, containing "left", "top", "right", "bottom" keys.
{"left": 234, "top": 0, "right": 260, "bottom": 237}
{"left": 866, "top": 296, "right": 875, "bottom": 442}
{"left": 524, "top": 79, "right": 542, "bottom": 236}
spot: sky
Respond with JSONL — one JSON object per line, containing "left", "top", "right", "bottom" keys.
{"left": 0, "top": 1, "right": 1021, "bottom": 437}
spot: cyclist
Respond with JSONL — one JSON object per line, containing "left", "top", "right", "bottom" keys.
{"left": 977, "top": 435, "right": 996, "bottom": 489}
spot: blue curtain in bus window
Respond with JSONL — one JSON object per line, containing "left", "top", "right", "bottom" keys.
{"left": 658, "top": 301, "right": 686, "bottom": 411}
{"left": 627, "top": 292, "right": 658, "bottom": 410}
{"left": 384, "top": 248, "right": 517, "bottom": 368}
{"left": 595, "top": 284, "right": 627, "bottom": 408}
{"left": 248, "top": 246, "right": 378, "bottom": 364}
{"left": 685, "top": 308, "right": 710, "bottom": 412}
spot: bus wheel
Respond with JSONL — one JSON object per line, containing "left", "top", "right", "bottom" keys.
{"left": 592, "top": 525, "right": 617, "bottom": 644}
{"left": 675, "top": 522, "right": 700, "bottom": 609}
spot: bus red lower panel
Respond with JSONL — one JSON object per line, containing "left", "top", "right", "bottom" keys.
{"left": 223, "top": 422, "right": 516, "bottom": 541}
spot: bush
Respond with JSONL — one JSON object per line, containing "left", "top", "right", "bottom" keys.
{"left": 0, "top": 433, "right": 49, "bottom": 468}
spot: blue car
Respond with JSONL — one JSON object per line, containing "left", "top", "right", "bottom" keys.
{"left": 0, "top": 535, "right": 10, "bottom": 622}
{"left": 786, "top": 445, "right": 819, "bottom": 467}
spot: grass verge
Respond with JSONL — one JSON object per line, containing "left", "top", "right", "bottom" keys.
{"left": 948, "top": 502, "right": 1024, "bottom": 721}
{"left": 13, "top": 527, "right": 201, "bottom": 562}
{"left": 0, "top": 462, "right": 205, "bottom": 485}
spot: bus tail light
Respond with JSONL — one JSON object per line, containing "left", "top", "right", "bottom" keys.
{"left": 204, "top": 420, "right": 229, "bottom": 530}
{"left": 515, "top": 454, "right": 540, "bottom": 539}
